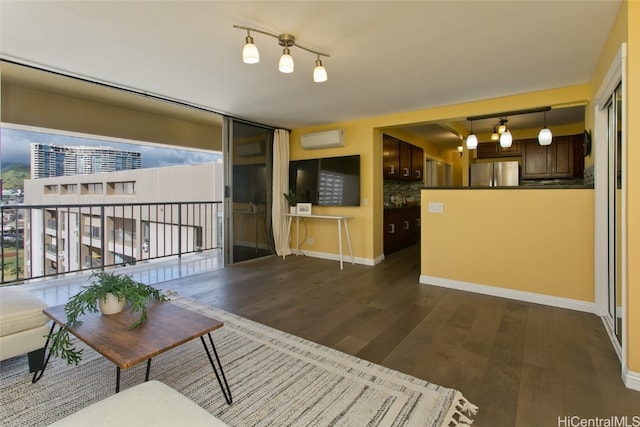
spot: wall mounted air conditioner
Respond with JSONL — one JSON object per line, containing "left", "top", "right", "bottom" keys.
{"left": 300, "top": 129, "right": 345, "bottom": 150}
{"left": 236, "top": 140, "right": 265, "bottom": 157}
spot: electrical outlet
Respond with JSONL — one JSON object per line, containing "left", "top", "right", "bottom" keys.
{"left": 307, "top": 238, "right": 314, "bottom": 245}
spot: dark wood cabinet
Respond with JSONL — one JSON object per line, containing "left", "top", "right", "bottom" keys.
{"left": 382, "top": 134, "right": 423, "bottom": 182}
{"left": 476, "top": 141, "right": 521, "bottom": 158}
{"left": 384, "top": 207, "right": 420, "bottom": 255}
{"left": 411, "top": 144, "right": 424, "bottom": 181}
{"left": 383, "top": 209, "right": 400, "bottom": 254}
{"left": 383, "top": 135, "right": 400, "bottom": 179}
{"left": 521, "top": 136, "right": 574, "bottom": 179}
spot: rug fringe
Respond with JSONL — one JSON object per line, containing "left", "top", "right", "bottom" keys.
{"left": 445, "top": 391, "right": 478, "bottom": 426}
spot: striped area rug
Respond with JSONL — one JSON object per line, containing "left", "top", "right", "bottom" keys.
{"left": 0, "top": 292, "right": 477, "bottom": 426}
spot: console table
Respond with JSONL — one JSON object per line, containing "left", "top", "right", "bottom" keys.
{"left": 284, "top": 213, "right": 354, "bottom": 270}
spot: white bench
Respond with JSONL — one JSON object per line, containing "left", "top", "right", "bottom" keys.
{"left": 49, "top": 380, "right": 229, "bottom": 426}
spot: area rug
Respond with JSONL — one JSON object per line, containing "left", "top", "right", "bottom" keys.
{"left": 0, "top": 292, "right": 477, "bottom": 426}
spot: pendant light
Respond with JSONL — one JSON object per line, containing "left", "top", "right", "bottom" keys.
{"left": 499, "top": 129, "right": 513, "bottom": 148}
{"left": 491, "top": 126, "right": 499, "bottom": 141}
{"left": 466, "top": 120, "right": 478, "bottom": 150}
{"left": 538, "top": 110, "right": 553, "bottom": 145}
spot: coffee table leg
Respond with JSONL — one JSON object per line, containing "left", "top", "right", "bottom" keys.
{"left": 200, "top": 333, "right": 232, "bottom": 405}
{"left": 31, "top": 322, "right": 57, "bottom": 383}
{"left": 145, "top": 359, "right": 152, "bottom": 381}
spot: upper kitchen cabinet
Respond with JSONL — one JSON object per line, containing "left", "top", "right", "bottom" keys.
{"left": 521, "top": 135, "right": 576, "bottom": 179}
{"left": 477, "top": 141, "right": 521, "bottom": 158}
{"left": 411, "top": 144, "right": 424, "bottom": 181}
{"left": 382, "top": 134, "right": 423, "bottom": 181}
{"left": 383, "top": 135, "right": 400, "bottom": 179}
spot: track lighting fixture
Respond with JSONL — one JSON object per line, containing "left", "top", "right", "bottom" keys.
{"left": 466, "top": 107, "right": 553, "bottom": 150}
{"left": 234, "top": 25, "right": 330, "bottom": 82}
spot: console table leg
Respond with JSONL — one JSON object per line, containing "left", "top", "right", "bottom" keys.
{"left": 337, "top": 219, "right": 344, "bottom": 270}
{"left": 343, "top": 219, "right": 355, "bottom": 265}
{"left": 200, "top": 334, "right": 232, "bottom": 405}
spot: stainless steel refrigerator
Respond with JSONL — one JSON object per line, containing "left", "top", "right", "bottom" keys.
{"left": 470, "top": 161, "right": 519, "bottom": 187}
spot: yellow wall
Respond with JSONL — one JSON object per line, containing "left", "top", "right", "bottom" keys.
{"left": 420, "top": 189, "right": 594, "bottom": 302}
{"left": 291, "top": 84, "right": 591, "bottom": 263}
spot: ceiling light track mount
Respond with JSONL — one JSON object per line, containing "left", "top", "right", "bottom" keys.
{"left": 466, "top": 106, "right": 551, "bottom": 122}
{"left": 233, "top": 24, "right": 329, "bottom": 82}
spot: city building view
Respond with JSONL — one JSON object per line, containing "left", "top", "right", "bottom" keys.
{"left": 1, "top": 129, "right": 223, "bottom": 285}
{"left": 30, "top": 143, "right": 141, "bottom": 178}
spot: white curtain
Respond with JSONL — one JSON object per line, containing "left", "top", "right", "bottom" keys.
{"left": 272, "top": 129, "right": 291, "bottom": 256}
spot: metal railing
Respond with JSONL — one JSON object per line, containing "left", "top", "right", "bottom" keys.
{"left": 1, "top": 201, "right": 223, "bottom": 285}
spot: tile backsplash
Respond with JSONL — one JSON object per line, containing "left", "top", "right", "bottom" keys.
{"left": 383, "top": 180, "right": 423, "bottom": 207}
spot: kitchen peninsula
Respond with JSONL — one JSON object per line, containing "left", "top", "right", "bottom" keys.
{"left": 419, "top": 187, "right": 594, "bottom": 313}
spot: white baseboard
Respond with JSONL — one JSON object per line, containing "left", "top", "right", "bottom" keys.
{"left": 419, "top": 275, "right": 596, "bottom": 314}
{"left": 285, "top": 248, "right": 377, "bottom": 266}
{"left": 623, "top": 367, "right": 640, "bottom": 391}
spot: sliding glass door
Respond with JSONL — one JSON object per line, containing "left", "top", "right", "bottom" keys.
{"left": 606, "top": 83, "right": 623, "bottom": 345}
{"left": 223, "top": 118, "right": 275, "bottom": 264}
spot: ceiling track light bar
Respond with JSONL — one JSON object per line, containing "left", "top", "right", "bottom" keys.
{"left": 234, "top": 24, "right": 329, "bottom": 82}
{"left": 233, "top": 25, "right": 330, "bottom": 58}
{"left": 466, "top": 106, "right": 551, "bottom": 122}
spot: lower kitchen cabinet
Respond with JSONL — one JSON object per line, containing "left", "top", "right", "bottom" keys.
{"left": 384, "top": 207, "right": 420, "bottom": 255}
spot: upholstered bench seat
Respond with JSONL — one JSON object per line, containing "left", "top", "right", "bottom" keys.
{"left": 48, "top": 380, "right": 229, "bottom": 426}
{"left": 0, "top": 287, "right": 49, "bottom": 370}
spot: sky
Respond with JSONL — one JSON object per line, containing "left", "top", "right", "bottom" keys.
{"left": 0, "top": 127, "right": 221, "bottom": 168}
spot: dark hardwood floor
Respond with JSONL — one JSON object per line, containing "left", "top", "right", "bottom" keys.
{"left": 162, "top": 244, "right": 640, "bottom": 426}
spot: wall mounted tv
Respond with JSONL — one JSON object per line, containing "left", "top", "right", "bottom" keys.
{"left": 289, "top": 155, "right": 360, "bottom": 206}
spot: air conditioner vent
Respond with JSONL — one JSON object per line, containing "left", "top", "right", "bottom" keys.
{"left": 300, "top": 129, "right": 345, "bottom": 150}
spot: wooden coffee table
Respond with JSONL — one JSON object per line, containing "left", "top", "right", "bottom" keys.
{"left": 39, "top": 300, "right": 232, "bottom": 404}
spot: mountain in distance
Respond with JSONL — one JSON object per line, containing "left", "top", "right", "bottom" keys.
{"left": 1, "top": 163, "right": 30, "bottom": 190}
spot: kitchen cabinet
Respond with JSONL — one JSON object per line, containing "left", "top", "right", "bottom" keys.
{"left": 382, "top": 134, "right": 424, "bottom": 181}
{"left": 476, "top": 141, "right": 521, "bottom": 158}
{"left": 521, "top": 136, "right": 574, "bottom": 179}
{"left": 411, "top": 144, "right": 424, "bottom": 181}
{"left": 383, "top": 135, "right": 400, "bottom": 179}
{"left": 383, "top": 209, "right": 400, "bottom": 254}
{"left": 384, "top": 207, "right": 420, "bottom": 255}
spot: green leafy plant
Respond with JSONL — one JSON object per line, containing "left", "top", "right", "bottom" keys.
{"left": 283, "top": 189, "right": 298, "bottom": 206}
{"left": 49, "top": 271, "right": 168, "bottom": 365}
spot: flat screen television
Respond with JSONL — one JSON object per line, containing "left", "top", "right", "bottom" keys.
{"left": 289, "top": 155, "right": 360, "bottom": 206}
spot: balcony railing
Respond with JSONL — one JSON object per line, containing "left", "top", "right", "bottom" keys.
{"left": 1, "top": 201, "right": 223, "bottom": 285}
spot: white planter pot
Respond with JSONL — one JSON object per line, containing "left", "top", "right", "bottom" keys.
{"left": 99, "top": 292, "right": 126, "bottom": 315}
{"left": 290, "top": 206, "right": 297, "bottom": 214}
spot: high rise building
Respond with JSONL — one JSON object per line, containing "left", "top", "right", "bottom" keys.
{"left": 30, "top": 143, "right": 141, "bottom": 179}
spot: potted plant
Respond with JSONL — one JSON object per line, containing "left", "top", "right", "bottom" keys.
{"left": 49, "top": 271, "right": 168, "bottom": 365}
{"left": 283, "top": 189, "right": 298, "bottom": 214}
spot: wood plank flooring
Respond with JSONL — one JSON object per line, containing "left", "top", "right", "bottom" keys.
{"left": 163, "top": 244, "right": 640, "bottom": 426}
{"left": 32, "top": 245, "right": 640, "bottom": 426}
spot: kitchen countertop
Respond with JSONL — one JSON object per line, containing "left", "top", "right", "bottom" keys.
{"left": 422, "top": 185, "right": 594, "bottom": 190}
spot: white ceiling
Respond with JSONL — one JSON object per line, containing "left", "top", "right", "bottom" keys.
{"left": 0, "top": 1, "right": 620, "bottom": 147}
